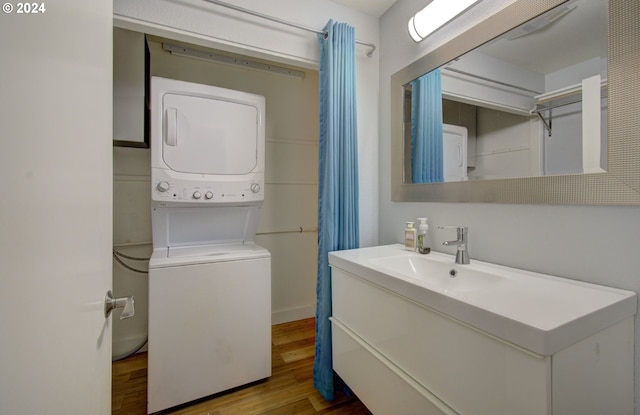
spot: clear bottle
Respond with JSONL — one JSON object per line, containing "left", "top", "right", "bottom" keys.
{"left": 404, "top": 222, "right": 417, "bottom": 251}
{"left": 417, "top": 217, "right": 431, "bottom": 254}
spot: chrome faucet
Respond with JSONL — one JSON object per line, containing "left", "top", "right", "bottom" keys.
{"left": 439, "top": 226, "right": 470, "bottom": 265}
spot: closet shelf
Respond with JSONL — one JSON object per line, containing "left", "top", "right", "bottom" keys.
{"left": 530, "top": 78, "right": 607, "bottom": 137}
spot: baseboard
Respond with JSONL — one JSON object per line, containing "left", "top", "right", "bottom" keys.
{"left": 272, "top": 304, "right": 315, "bottom": 325}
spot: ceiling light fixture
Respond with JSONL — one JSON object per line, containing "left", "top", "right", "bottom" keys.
{"left": 408, "top": 0, "right": 482, "bottom": 42}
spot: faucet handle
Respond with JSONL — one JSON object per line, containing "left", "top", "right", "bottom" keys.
{"left": 438, "top": 226, "right": 468, "bottom": 241}
{"left": 438, "top": 225, "right": 468, "bottom": 231}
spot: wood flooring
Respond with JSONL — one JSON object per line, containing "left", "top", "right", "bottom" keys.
{"left": 112, "top": 318, "right": 372, "bottom": 415}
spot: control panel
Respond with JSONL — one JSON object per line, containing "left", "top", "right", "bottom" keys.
{"left": 152, "top": 175, "right": 263, "bottom": 204}
{"left": 152, "top": 180, "right": 264, "bottom": 203}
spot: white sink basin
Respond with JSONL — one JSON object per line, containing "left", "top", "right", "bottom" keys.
{"left": 329, "top": 244, "right": 637, "bottom": 356}
{"left": 370, "top": 254, "right": 503, "bottom": 293}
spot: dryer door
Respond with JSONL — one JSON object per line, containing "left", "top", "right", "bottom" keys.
{"left": 162, "top": 92, "right": 259, "bottom": 175}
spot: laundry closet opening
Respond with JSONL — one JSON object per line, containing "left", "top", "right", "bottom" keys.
{"left": 112, "top": 30, "right": 320, "bottom": 360}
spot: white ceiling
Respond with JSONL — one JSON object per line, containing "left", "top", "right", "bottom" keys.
{"left": 331, "top": 0, "right": 398, "bottom": 17}
{"left": 478, "top": 0, "right": 606, "bottom": 74}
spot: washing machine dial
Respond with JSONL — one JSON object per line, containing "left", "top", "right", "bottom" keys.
{"left": 250, "top": 183, "right": 261, "bottom": 193}
{"left": 205, "top": 191, "right": 214, "bottom": 200}
{"left": 193, "top": 191, "right": 202, "bottom": 200}
{"left": 156, "top": 181, "right": 170, "bottom": 192}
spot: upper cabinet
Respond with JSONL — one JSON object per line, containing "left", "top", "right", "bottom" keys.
{"left": 113, "top": 27, "right": 148, "bottom": 147}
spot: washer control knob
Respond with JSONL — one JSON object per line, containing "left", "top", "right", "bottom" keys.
{"left": 250, "top": 183, "right": 261, "bottom": 193}
{"left": 205, "top": 191, "right": 214, "bottom": 200}
{"left": 193, "top": 191, "right": 202, "bottom": 200}
{"left": 156, "top": 181, "right": 170, "bottom": 192}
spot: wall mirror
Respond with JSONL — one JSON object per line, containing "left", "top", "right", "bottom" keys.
{"left": 391, "top": 0, "right": 640, "bottom": 204}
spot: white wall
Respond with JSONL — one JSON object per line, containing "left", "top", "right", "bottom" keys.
{"left": 380, "top": 1, "right": 640, "bottom": 413}
{"left": 544, "top": 57, "right": 608, "bottom": 175}
{"left": 471, "top": 108, "right": 538, "bottom": 180}
{"left": 113, "top": 0, "right": 379, "bottom": 247}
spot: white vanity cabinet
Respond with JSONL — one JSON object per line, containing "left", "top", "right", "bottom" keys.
{"left": 329, "top": 246, "right": 635, "bottom": 415}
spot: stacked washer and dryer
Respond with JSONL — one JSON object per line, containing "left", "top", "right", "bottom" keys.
{"left": 147, "top": 77, "right": 271, "bottom": 414}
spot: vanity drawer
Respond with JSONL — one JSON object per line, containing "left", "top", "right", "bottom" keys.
{"left": 331, "top": 318, "right": 458, "bottom": 415}
{"left": 331, "top": 268, "right": 551, "bottom": 415}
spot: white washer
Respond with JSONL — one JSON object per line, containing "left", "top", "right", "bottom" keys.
{"left": 147, "top": 243, "right": 270, "bottom": 414}
{"left": 147, "top": 77, "right": 271, "bottom": 414}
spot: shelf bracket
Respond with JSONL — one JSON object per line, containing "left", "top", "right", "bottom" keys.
{"left": 536, "top": 109, "right": 552, "bottom": 137}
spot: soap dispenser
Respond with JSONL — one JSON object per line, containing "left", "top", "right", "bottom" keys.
{"left": 404, "top": 222, "right": 417, "bottom": 251}
{"left": 417, "top": 218, "right": 431, "bottom": 254}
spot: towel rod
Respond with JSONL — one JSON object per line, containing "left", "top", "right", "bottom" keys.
{"left": 201, "top": 0, "right": 377, "bottom": 56}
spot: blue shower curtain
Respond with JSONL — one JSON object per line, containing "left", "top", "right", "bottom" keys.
{"left": 411, "top": 69, "right": 444, "bottom": 183}
{"left": 313, "top": 19, "right": 360, "bottom": 401}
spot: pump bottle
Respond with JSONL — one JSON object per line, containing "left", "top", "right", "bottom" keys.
{"left": 417, "top": 217, "right": 431, "bottom": 254}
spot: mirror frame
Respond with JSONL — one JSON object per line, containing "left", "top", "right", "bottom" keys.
{"left": 391, "top": 0, "right": 640, "bottom": 205}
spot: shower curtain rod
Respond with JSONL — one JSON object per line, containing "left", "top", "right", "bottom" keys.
{"left": 200, "top": 0, "right": 377, "bottom": 56}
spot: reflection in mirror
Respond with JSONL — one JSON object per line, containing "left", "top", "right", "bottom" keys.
{"left": 406, "top": 69, "right": 444, "bottom": 183}
{"left": 404, "top": 0, "right": 607, "bottom": 183}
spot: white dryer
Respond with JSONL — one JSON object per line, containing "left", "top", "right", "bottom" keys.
{"left": 147, "top": 77, "right": 271, "bottom": 414}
